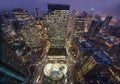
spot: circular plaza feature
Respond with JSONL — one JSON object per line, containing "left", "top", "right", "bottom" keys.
{"left": 43, "top": 63, "right": 68, "bottom": 81}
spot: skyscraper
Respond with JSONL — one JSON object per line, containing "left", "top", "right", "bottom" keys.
{"left": 35, "top": 8, "right": 40, "bottom": 20}
{"left": 88, "top": 20, "right": 98, "bottom": 34}
{"left": 67, "top": 10, "right": 75, "bottom": 43}
{"left": 102, "top": 15, "right": 113, "bottom": 27}
{"left": 88, "top": 8, "right": 94, "bottom": 18}
{"left": 88, "top": 20, "right": 103, "bottom": 36}
{"left": 35, "top": 8, "right": 43, "bottom": 20}
{"left": 48, "top": 4, "right": 70, "bottom": 12}
{"left": 44, "top": 4, "right": 69, "bottom": 48}
{"left": 0, "top": 41, "right": 31, "bottom": 84}
{"left": 12, "top": 8, "right": 30, "bottom": 21}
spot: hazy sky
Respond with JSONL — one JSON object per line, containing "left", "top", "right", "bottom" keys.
{"left": 0, "top": 0, "right": 120, "bottom": 15}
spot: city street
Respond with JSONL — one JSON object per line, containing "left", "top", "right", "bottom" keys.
{"left": 32, "top": 42, "right": 79, "bottom": 84}
{"left": 1, "top": 2, "right": 120, "bottom": 84}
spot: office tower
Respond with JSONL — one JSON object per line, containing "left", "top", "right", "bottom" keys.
{"left": 88, "top": 8, "right": 94, "bottom": 17}
{"left": 1, "top": 11, "right": 11, "bottom": 24}
{"left": 1, "top": 24, "right": 16, "bottom": 41}
{"left": 0, "top": 41, "right": 31, "bottom": 84}
{"left": 19, "top": 20, "right": 44, "bottom": 48}
{"left": 94, "top": 21, "right": 103, "bottom": 35}
{"left": 78, "top": 47, "right": 115, "bottom": 83}
{"left": 108, "top": 25, "right": 120, "bottom": 38}
{"left": 84, "top": 23, "right": 88, "bottom": 32}
{"left": 48, "top": 4, "right": 70, "bottom": 12}
{"left": 67, "top": 10, "right": 75, "bottom": 43}
{"left": 12, "top": 8, "right": 30, "bottom": 21}
{"left": 86, "top": 10, "right": 95, "bottom": 31}
{"left": 74, "top": 15, "right": 86, "bottom": 35}
{"left": 88, "top": 20, "right": 103, "bottom": 36}
{"left": 102, "top": 15, "right": 113, "bottom": 27}
{"left": 83, "top": 64, "right": 117, "bottom": 84}
{"left": 35, "top": 8, "right": 42, "bottom": 20}
{"left": 44, "top": 4, "right": 69, "bottom": 48}
{"left": 88, "top": 20, "right": 98, "bottom": 34}
{"left": 79, "top": 56, "right": 97, "bottom": 77}
{"left": 95, "top": 13, "right": 102, "bottom": 21}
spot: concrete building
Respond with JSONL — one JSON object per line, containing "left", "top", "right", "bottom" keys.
{"left": 67, "top": 10, "right": 75, "bottom": 43}
{"left": 19, "top": 20, "right": 45, "bottom": 48}
{"left": 12, "top": 8, "right": 30, "bottom": 21}
{"left": 44, "top": 5, "right": 69, "bottom": 48}
{"left": 0, "top": 41, "right": 31, "bottom": 84}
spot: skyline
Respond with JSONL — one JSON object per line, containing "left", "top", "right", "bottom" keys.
{"left": 0, "top": 0, "right": 120, "bottom": 16}
{"left": 0, "top": 1, "right": 120, "bottom": 84}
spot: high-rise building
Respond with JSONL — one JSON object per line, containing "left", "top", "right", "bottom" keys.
{"left": 44, "top": 4, "right": 69, "bottom": 48}
{"left": 88, "top": 20, "right": 103, "bottom": 36}
{"left": 83, "top": 64, "right": 117, "bottom": 84}
{"left": 48, "top": 4, "right": 70, "bottom": 12}
{"left": 67, "top": 10, "right": 75, "bottom": 43}
{"left": 78, "top": 48, "right": 115, "bottom": 83}
{"left": 35, "top": 8, "right": 40, "bottom": 20}
{"left": 35, "top": 8, "right": 43, "bottom": 20}
{"left": 19, "top": 20, "right": 44, "bottom": 48}
{"left": 12, "top": 8, "right": 30, "bottom": 21}
{"left": 0, "top": 41, "right": 31, "bottom": 84}
{"left": 1, "top": 11, "right": 13, "bottom": 24}
{"left": 74, "top": 15, "right": 86, "bottom": 36}
{"left": 88, "top": 8, "right": 94, "bottom": 18}
{"left": 1, "top": 24, "right": 16, "bottom": 40}
{"left": 88, "top": 20, "right": 98, "bottom": 34}
{"left": 102, "top": 15, "right": 113, "bottom": 27}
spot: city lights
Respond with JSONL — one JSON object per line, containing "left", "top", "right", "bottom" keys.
{"left": 0, "top": 1, "right": 120, "bottom": 84}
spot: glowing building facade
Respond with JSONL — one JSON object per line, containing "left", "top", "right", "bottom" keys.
{"left": 44, "top": 4, "right": 69, "bottom": 48}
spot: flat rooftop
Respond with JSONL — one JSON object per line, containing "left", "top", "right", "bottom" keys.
{"left": 47, "top": 48, "right": 67, "bottom": 56}
{"left": 48, "top": 4, "right": 70, "bottom": 12}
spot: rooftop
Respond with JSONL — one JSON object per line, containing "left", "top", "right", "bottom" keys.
{"left": 47, "top": 48, "right": 67, "bottom": 56}
{"left": 48, "top": 4, "right": 70, "bottom": 12}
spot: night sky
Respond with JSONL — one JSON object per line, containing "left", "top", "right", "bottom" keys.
{"left": 0, "top": 0, "right": 120, "bottom": 16}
